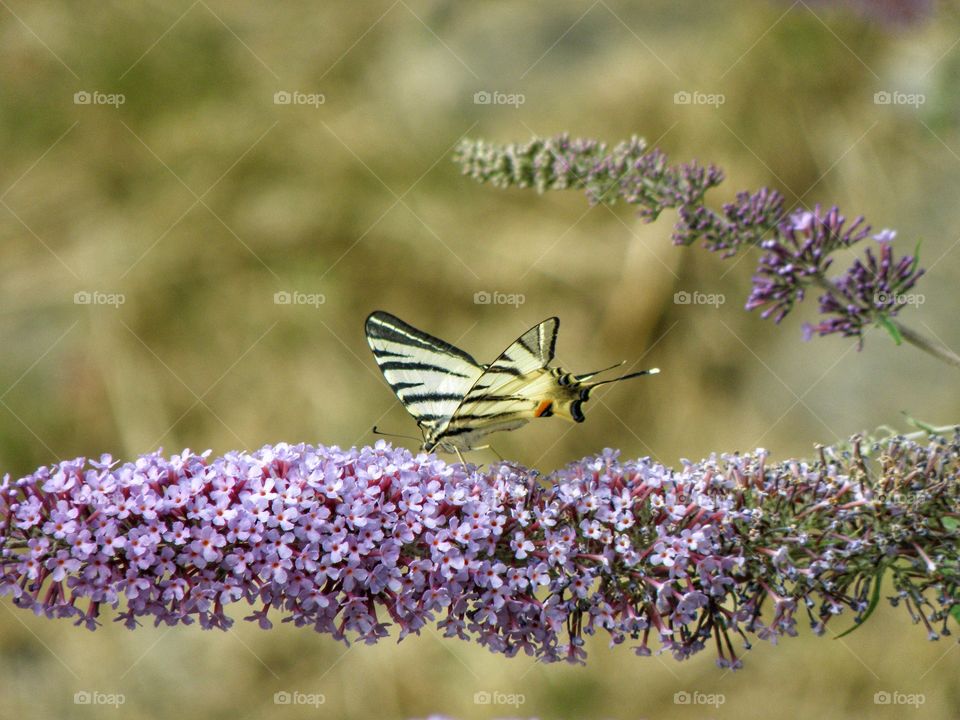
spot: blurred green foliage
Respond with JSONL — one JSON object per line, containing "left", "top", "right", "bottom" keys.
{"left": 1, "top": 1, "right": 958, "bottom": 718}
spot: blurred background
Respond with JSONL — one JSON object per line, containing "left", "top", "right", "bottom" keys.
{"left": 1, "top": 1, "right": 958, "bottom": 718}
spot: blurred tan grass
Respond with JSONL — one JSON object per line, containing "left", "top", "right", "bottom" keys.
{"left": 1, "top": 2, "right": 959, "bottom": 718}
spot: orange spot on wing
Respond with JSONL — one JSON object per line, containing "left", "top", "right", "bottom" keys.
{"left": 534, "top": 400, "right": 553, "bottom": 417}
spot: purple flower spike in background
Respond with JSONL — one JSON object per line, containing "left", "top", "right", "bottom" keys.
{"left": 2, "top": 438, "right": 957, "bottom": 668}
{"left": 456, "top": 136, "right": 960, "bottom": 367}
{"left": 453, "top": 134, "right": 723, "bottom": 222}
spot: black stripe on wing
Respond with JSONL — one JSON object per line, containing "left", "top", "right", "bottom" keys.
{"left": 366, "top": 311, "right": 480, "bottom": 366}
{"left": 402, "top": 392, "right": 471, "bottom": 404}
{"left": 447, "top": 411, "right": 524, "bottom": 422}
{"left": 375, "top": 360, "right": 475, "bottom": 378}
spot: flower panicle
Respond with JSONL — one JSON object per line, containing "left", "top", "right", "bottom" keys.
{"left": 454, "top": 135, "right": 927, "bottom": 345}
{"left": 1, "top": 437, "right": 957, "bottom": 668}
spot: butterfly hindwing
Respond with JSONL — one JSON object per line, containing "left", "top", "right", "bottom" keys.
{"left": 438, "top": 318, "right": 561, "bottom": 446}
{"left": 365, "top": 311, "right": 483, "bottom": 431}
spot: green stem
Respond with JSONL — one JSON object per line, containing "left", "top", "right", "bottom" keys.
{"left": 811, "top": 276, "right": 960, "bottom": 369}
{"left": 891, "top": 321, "right": 960, "bottom": 369}
{"left": 900, "top": 424, "right": 960, "bottom": 442}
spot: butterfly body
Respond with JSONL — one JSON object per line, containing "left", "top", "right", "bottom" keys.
{"left": 365, "top": 311, "right": 658, "bottom": 453}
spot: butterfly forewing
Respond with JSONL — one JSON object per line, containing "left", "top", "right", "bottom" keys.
{"left": 480, "top": 317, "right": 557, "bottom": 376}
{"left": 365, "top": 312, "right": 484, "bottom": 431}
{"left": 439, "top": 318, "right": 561, "bottom": 444}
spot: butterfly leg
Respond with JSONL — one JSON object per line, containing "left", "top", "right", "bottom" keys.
{"left": 454, "top": 447, "right": 467, "bottom": 466}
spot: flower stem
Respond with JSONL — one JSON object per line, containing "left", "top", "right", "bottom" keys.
{"left": 897, "top": 424, "right": 960, "bottom": 442}
{"left": 891, "top": 321, "right": 960, "bottom": 368}
{"left": 812, "top": 276, "right": 960, "bottom": 368}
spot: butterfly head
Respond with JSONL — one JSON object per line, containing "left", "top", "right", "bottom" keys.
{"left": 422, "top": 439, "right": 445, "bottom": 453}
{"left": 420, "top": 425, "right": 450, "bottom": 454}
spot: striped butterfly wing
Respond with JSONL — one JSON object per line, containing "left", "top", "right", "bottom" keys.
{"left": 365, "top": 311, "right": 484, "bottom": 433}
{"left": 439, "top": 318, "right": 560, "bottom": 446}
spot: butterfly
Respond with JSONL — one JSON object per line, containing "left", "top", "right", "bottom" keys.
{"left": 365, "top": 311, "right": 659, "bottom": 457}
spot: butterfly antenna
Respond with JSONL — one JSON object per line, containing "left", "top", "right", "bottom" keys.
{"left": 585, "top": 366, "right": 660, "bottom": 388}
{"left": 574, "top": 360, "right": 625, "bottom": 383}
{"left": 372, "top": 426, "right": 423, "bottom": 443}
{"left": 576, "top": 360, "right": 660, "bottom": 384}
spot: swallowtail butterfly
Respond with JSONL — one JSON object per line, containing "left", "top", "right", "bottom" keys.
{"left": 365, "top": 311, "right": 659, "bottom": 455}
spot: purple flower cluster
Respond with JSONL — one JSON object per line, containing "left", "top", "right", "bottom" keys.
{"left": 453, "top": 135, "right": 723, "bottom": 222}
{"left": 744, "top": 206, "right": 923, "bottom": 343}
{"left": 2, "top": 437, "right": 957, "bottom": 668}
{"left": 745, "top": 205, "right": 871, "bottom": 322}
{"left": 455, "top": 136, "right": 928, "bottom": 346}
{"left": 673, "top": 187, "right": 785, "bottom": 257}
{"left": 805, "top": 230, "right": 925, "bottom": 340}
